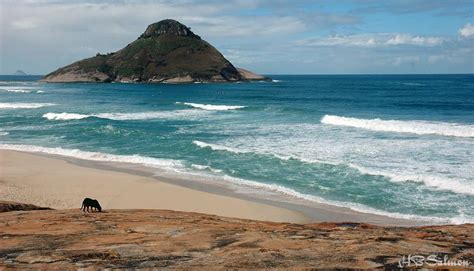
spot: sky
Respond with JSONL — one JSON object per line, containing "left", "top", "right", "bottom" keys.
{"left": 0, "top": 0, "right": 473, "bottom": 75}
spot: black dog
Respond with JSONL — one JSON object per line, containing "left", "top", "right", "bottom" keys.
{"left": 81, "top": 198, "right": 102, "bottom": 212}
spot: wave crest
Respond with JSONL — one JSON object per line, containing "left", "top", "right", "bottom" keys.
{"left": 43, "top": 110, "right": 209, "bottom": 121}
{"left": 177, "top": 102, "right": 246, "bottom": 111}
{"left": 0, "top": 103, "right": 55, "bottom": 109}
{"left": 43, "top": 112, "right": 89, "bottom": 120}
{"left": 193, "top": 140, "right": 247, "bottom": 153}
{"left": 321, "top": 115, "right": 474, "bottom": 138}
{"left": 0, "top": 86, "right": 45, "bottom": 93}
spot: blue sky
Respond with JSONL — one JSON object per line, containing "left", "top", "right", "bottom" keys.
{"left": 0, "top": 0, "right": 473, "bottom": 74}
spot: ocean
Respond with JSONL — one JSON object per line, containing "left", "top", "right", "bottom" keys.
{"left": 0, "top": 74, "right": 473, "bottom": 224}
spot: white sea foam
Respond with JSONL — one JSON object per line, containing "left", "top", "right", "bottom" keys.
{"left": 193, "top": 140, "right": 248, "bottom": 153}
{"left": 0, "top": 144, "right": 183, "bottom": 171}
{"left": 0, "top": 132, "right": 8, "bottom": 136}
{"left": 177, "top": 102, "right": 246, "bottom": 111}
{"left": 0, "top": 103, "right": 55, "bottom": 109}
{"left": 197, "top": 122, "right": 474, "bottom": 196}
{"left": 272, "top": 79, "right": 281, "bottom": 83}
{"left": 1, "top": 87, "right": 31, "bottom": 93}
{"left": 43, "top": 112, "right": 90, "bottom": 120}
{"left": 193, "top": 138, "right": 474, "bottom": 195}
{"left": 222, "top": 176, "right": 460, "bottom": 224}
{"left": 96, "top": 110, "right": 205, "bottom": 120}
{"left": 43, "top": 109, "right": 210, "bottom": 121}
{"left": 171, "top": 166, "right": 470, "bottom": 224}
{"left": 350, "top": 164, "right": 474, "bottom": 195}
{"left": 0, "top": 86, "right": 45, "bottom": 93}
{"left": 191, "top": 164, "right": 223, "bottom": 173}
{"left": 321, "top": 115, "right": 474, "bottom": 138}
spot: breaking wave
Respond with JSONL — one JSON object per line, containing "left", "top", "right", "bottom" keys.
{"left": 193, "top": 140, "right": 248, "bottom": 153}
{"left": 192, "top": 139, "right": 473, "bottom": 195}
{"left": 43, "top": 110, "right": 209, "bottom": 121}
{"left": 177, "top": 102, "right": 246, "bottom": 111}
{"left": 321, "top": 115, "right": 474, "bottom": 138}
{"left": 0, "top": 86, "right": 44, "bottom": 93}
{"left": 0, "top": 103, "right": 55, "bottom": 109}
{"left": 350, "top": 164, "right": 474, "bottom": 195}
{"left": 43, "top": 112, "right": 89, "bottom": 120}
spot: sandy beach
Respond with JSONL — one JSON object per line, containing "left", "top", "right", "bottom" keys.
{"left": 0, "top": 150, "right": 310, "bottom": 223}
{"left": 0, "top": 149, "right": 425, "bottom": 226}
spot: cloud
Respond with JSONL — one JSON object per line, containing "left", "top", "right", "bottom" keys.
{"left": 352, "top": 0, "right": 474, "bottom": 18}
{"left": 184, "top": 16, "right": 306, "bottom": 37}
{"left": 0, "top": 0, "right": 473, "bottom": 74}
{"left": 295, "top": 33, "right": 444, "bottom": 48}
{"left": 459, "top": 23, "right": 474, "bottom": 37}
{"left": 386, "top": 34, "right": 443, "bottom": 46}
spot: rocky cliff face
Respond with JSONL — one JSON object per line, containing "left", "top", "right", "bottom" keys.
{"left": 42, "top": 19, "right": 268, "bottom": 83}
{"left": 0, "top": 203, "right": 472, "bottom": 269}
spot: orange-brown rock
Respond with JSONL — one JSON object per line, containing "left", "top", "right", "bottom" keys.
{"left": 0, "top": 207, "right": 472, "bottom": 269}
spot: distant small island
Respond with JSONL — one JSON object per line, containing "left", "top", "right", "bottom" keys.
{"left": 13, "top": 70, "right": 27, "bottom": 76}
{"left": 42, "top": 19, "right": 269, "bottom": 83}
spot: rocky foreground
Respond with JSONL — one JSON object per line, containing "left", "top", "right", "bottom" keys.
{"left": 0, "top": 202, "right": 473, "bottom": 269}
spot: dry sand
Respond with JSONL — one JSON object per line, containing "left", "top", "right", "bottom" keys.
{"left": 0, "top": 150, "right": 309, "bottom": 223}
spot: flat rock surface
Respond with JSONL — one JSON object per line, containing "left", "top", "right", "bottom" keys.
{"left": 0, "top": 208, "right": 472, "bottom": 269}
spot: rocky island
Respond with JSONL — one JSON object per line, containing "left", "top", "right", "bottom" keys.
{"left": 42, "top": 19, "right": 268, "bottom": 83}
{"left": 13, "top": 70, "right": 27, "bottom": 76}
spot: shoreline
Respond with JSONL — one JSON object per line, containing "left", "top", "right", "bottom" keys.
{"left": 2, "top": 149, "right": 422, "bottom": 226}
{"left": 0, "top": 150, "right": 308, "bottom": 223}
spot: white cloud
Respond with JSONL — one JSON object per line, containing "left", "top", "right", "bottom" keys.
{"left": 183, "top": 16, "right": 306, "bottom": 38}
{"left": 459, "top": 23, "right": 474, "bottom": 37}
{"left": 296, "top": 33, "right": 444, "bottom": 47}
{"left": 386, "top": 34, "right": 443, "bottom": 46}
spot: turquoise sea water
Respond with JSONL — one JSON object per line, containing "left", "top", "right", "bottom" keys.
{"left": 0, "top": 74, "right": 473, "bottom": 224}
